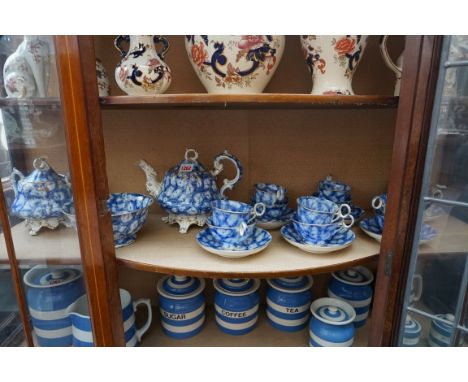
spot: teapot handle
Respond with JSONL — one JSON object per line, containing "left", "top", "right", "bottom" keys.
{"left": 153, "top": 36, "right": 170, "bottom": 61}
{"left": 114, "top": 35, "right": 130, "bottom": 58}
{"left": 211, "top": 151, "right": 243, "bottom": 199}
{"left": 10, "top": 168, "right": 24, "bottom": 196}
{"left": 380, "top": 35, "right": 403, "bottom": 76}
{"left": 133, "top": 298, "right": 153, "bottom": 342}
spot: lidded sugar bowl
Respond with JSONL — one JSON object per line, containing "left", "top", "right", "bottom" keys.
{"left": 10, "top": 157, "right": 73, "bottom": 235}
{"left": 139, "top": 148, "right": 243, "bottom": 233}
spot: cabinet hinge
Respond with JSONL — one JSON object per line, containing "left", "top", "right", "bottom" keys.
{"left": 384, "top": 251, "right": 394, "bottom": 277}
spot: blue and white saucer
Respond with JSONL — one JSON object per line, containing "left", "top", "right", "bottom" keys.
{"left": 280, "top": 223, "right": 355, "bottom": 254}
{"left": 360, "top": 217, "right": 438, "bottom": 245}
{"left": 196, "top": 226, "right": 272, "bottom": 259}
{"left": 256, "top": 208, "right": 294, "bottom": 230}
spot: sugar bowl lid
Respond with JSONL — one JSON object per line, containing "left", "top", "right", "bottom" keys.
{"left": 24, "top": 265, "right": 82, "bottom": 288}
{"left": 310, "top": 297, "right": 356, "bottom": 325}
{"left": 332, "top": 266, "right": 374, "bottom": 286}
{"left": 213, "top": 278, "right": 260, "bottom": 296}
{"left": 157, "top": 275, "right": 205, "bottom": 300}
{"left": 404, "top": 315, "right": 422, "bottom": 334}
{"left": 267, "top": 276, "right": 313, "bottom": 293}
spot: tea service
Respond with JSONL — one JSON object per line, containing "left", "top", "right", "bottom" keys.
{"left": 253, "top": 183, "right": 294, "bottom": 230}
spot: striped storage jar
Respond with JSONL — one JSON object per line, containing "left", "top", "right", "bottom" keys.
{"left": 266, "top": 276, "right": 313, "bottom": 332}
{"left": 428, "top": 314, "right": 455, "bottom": 347}
{"left": 309, "top": 297, "right": 356, "bottom": 347}
{"left": 66, "top": 288, "right": 152, "bottom": 346}
{"left": 328, "top": 266, "right": 374, "bottom": 328}
{"left": 402, "top": 315, "right": 422, "bottom": 347}
{"left": 214, "top": 278, "right": 260, "bottom": 335}
{"left": 24, "top": 266, "right": 85, "bottom": 347}
{"left": 157, "top": 275, "right": 205, "bottom": 339}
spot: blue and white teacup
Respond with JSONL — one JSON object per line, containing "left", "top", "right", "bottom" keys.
{"left": 212, "top": 200, "right": 265, "bottom": 227}
{"left": 297, "top": 196, "right": 351, "bottom": 224}
{"left": 372, "top": 193, "right": 387, "bottom": 215}
{"left": 252, "top": 183, "right": 287, "bottom": 206}
{"left": 262, "top": 202, "right": 289, "bottom": 220}
{"left": 293, "top": 214, "right": 354, "bottom": 244}
{"left": 206, "top": 218, "right": 255, "bottom": 245}
{"left": 317, "top": 176, "right": 352, "bottom": 204}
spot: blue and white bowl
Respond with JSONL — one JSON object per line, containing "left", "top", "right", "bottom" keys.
{"left": 212, "top": 200, "right": 265, "bottom": 227}
{"left": 428, "top": 313, "right": 455, "bottom": 347}
{"left": 24, "top": 266, "right": 85, "bottom": 347}
{"left": 108, "top": 193, "right": 153, "bottom": 248}
{"left": 267, "top": 276, "right": 313, "bottom": 332}
{"left": 327, "top": 266, "right": 374, "bottom": 328}
{"left": 157, "top": 275, "right": 206, "bottom": 339}
{"left": 297, "top": 196, "right": 351, "bottom": 224}
{"left": 213, "top": 278, "right": 260, "bottom": 336}
{"left": 309, "top": 297, "right": 356, "bottom": 347}
{"left": 402, "top": 315, "right": 422, "bottom": 347}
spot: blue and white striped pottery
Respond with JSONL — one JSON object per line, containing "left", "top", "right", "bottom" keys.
{"left": 428, "top": 313, "right": 455, "bottom": 347}
{"left": 252, "top": 183, "right": 287, "bottom": 206}
{"left": 402, "top": 315, "right": 422, "bottom": 347}
{"left": 327, "top": 266, "right": 374, "bottom": 328}
{"left": 213, "top": 278, "right": 260, "bottom": 335}
{"left": 23, "top": 265, "right": 85, "bottom": 347}
{"left": 157, "top": 275, "right": 205, "bottom": 339}
{"left": 66, "top": 289, "right": 152, "bottom": 346}
{"left": 297, "top": 196, "right": 351, "bottom": 224}
{"left": 309, "top": 297, "right": 356, "bottom": 347}
{"left": 212, "top": 200, "right": 265, "bottom": 228}
{"left": 266, "top": 276, "right": 313, "bottom": 332}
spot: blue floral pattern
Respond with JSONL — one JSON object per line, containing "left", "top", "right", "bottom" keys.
{"left": 281, "top": 223, "right": 355, "bottom": 247}
{"left": 196, "top": 226, "right": 272, "bottom": 252}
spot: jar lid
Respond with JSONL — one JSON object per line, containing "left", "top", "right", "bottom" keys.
{"left": 213, "top": 278, "right": 260, "bottom": 296}
{"left": 24, "top": 265, "right": 82, "bottom": 288}
{"left": 267, "top": 276, "right": 313, "bottom": 293}
{"left": 157, "top": 275, "right": 205, "bottom": 300}
{"left": 310, "top": 297, "right": 355, "bottom": 325}
{"left": 432, "top": 313, "right": 455, "bottom": 332}
{"left": 405, "top": 315, "right": 422, "bottom": 334}
{"left": 332, "top": 266, "right": 374, "bottom": 286}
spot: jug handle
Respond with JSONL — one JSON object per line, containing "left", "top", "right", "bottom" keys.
{"left": 133, "top": 298, "right": 152, "bottom": 342}
{"left": 211, "top": 150, "right": 243, "bottom": 199}
{"left": 411, "top": 274, "right": 423, "bottom": 302}
{"left": 114, "top": 35, "right": 130, "bottom": 58}
{"left": 153, "top": 36, "right": 170, "bottom": 61}
{"left": 380, "top": 36, "right": 402, "bottom": 76}
{"left": 10, "top": 168, "right": 24, "bottom": 196}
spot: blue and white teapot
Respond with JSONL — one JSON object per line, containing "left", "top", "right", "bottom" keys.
{"left": 10, "top": 157, "right": 72, "bottom": 235}
{"left": 139, "top": 148, "right": 242, "bottom": 233}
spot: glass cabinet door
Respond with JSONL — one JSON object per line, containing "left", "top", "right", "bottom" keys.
{"left": 396, "top": 35, "right": 468, "bottom": 347}
{"left": 0, "top": 35, "right": 94, "bottom": 346}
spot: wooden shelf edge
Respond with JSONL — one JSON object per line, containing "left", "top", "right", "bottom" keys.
{"left": 100, "top": 94, "right": 399, "bottom": 110}
{"left": 0, "top": 97, "right": 61, "bottom": 108}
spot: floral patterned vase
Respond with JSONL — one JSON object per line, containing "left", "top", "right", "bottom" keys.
{"left": 114, "top": 35, "right": 172, "bottom": 95}
{"left": 300, "top": 35, "right": 368, "bottom": 95}
{"left": 185, "top": 35, "right": 285, "bottom": 94}
{"left": 96, "top": 59, "right": 110, "bottom": 96}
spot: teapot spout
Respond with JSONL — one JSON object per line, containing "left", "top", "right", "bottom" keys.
{"left": 137, "top": 160, "right": 162, "bottom": 198}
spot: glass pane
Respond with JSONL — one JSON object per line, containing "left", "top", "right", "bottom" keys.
{"left": 397, "top": 36, "right": 468, "bottom": 347}
{"left": 0, "top": 35, "right": 92, "bottom": 346}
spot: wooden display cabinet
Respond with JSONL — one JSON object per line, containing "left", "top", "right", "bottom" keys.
{"left": 0, "top": 35, "right": 444, "bottom": 347}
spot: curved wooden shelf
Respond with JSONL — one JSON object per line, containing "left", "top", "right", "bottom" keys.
{"left": 115, "top": 214, "right": 380, "bottom": 278}
{"left": 100, "top": 94, "right": 398, "bottom": 110}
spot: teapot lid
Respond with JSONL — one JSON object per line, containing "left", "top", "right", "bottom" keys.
{"left": 310, "top": 297, "right": 356, "bottom": 325}
{"left": 332, "top": 266, "right": 374, "bottom": 286}
{"left": 157, "top": 275, "right": 205, "bottom": 300}
{"left": 22, "top": 157, "right": 67, "bottom": 184}
{"left": 213, "top": 278, "right": 260, "bottom": 296}
{"left": 174, "top": 149, "right": 204, "bottom": 174}
{"left": 267, "top": 276, "right": 313, "bottom": 293}
{"left": 24, "top": 265, "right": 82, "bottom": 288}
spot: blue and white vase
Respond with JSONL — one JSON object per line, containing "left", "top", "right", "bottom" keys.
{"left": 266, "top": 276, "right": 313, "bottom": 332}
{"left": 327, "top": 266, "right": 374, "bottom": 328}
{"left": 402, "top": 315, "right": 422, "bottom": 347}
{"left": 157, "top": 275, "right": 205, "bottom": 339}
{"left": 23, "top": 265, "right": 85, "bottom": 347}
{"left": 428, "top": 313, "right": 455, "bottom": 347}
{"left": 66, "top": 289, "right": 152, "bottom": 347}
{"left": 213, "top": 278, "right": 260, "bottom": 335}
{"left": 309, "top": 297, "right": 356, "bottom": 347}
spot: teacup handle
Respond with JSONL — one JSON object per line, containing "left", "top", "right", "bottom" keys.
{"left": 237, "top": 222, "right": 248, "bottom": 236}
{"left": 411, "top": 274, "right": 423, "bottom": 303}
{"left": 341, "top": 214, "right": 354, "bottom": 229}
{"left": 133, "top": 298, "right": 153, "bottom": 342}
{"left": 276, "top": 188, "right": 286, "bottom": 203}
{"left": 372, "top": 196, "right": 384, "bottom": 210}
{"left": 331, "top": 203, "right": 352, "bottom": 223}
{"left": 253, "top": 202, "right": 266, "bottom": 218}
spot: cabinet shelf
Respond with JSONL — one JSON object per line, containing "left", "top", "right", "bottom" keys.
{"left": 0, "top": 97, "right": 60, "bottom": 108}
{"left": 100, "top": 94, "right": 398, "bottom": 110}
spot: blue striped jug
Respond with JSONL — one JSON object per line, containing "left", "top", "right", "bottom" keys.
{"left": 309, "top": 297, "right": 356, "bottom": 347}
{"left": 327, "top": 266, "right": 373, "bottom": 328}
{"left": 214, "top": 278, "right": 260, "bottom": 335}
{"left": 23, "top": 265, "right": 85, "bottom": 347}
{"left": 402, "top": 315, "right": 421, "bottom": 346}
{"left": 266, "top": 276, "right": 313, "bottom": 332}
{"left": 157, "top": 275, "right": 205, "bottom": 339}
{"left": 428, "top": 313, "right": 455, "bottom": 347}
{"left": 66, "top": 288, "right": 152, "bottom": 346}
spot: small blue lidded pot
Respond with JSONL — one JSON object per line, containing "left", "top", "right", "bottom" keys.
{"left": 327, "top": 266, "right": 374, "bottom": 328}
{"left": 213, "top": 278, "right": 260, "bottom": 336}
{"left": 157, "top": 275, "right": 206, "bottom": 339}
{"left": 402, "top": 315, "right": 422, "bottom": 347}
{"left": 309, "top": 297, "right": 356, "bottom": 347}
{"left": 266, "top": 276, "right": 313, "bottom": 332}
